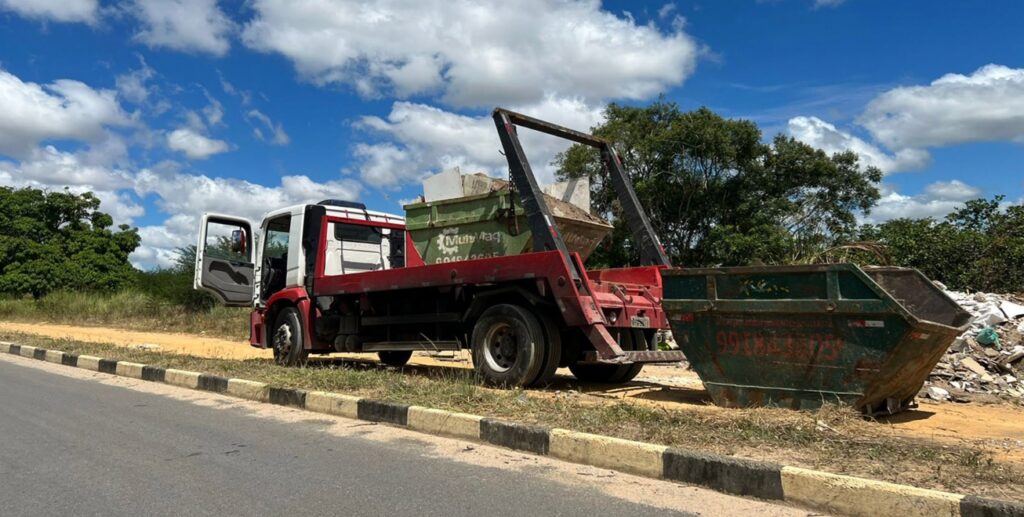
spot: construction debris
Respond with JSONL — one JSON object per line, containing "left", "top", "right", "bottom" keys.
{"left": 923, "top": 284, "right": 1024, "bottom": 403}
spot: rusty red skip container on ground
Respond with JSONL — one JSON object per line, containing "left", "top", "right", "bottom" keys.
{"left": 660, "top": 263, "right": 971, "bottom": 415}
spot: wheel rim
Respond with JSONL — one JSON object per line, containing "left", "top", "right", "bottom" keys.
{"left": 483, "top": 322, "right": 517, "bottom": 373}
{"left": 273, "top": 322, "right": 293, "bottom": 358}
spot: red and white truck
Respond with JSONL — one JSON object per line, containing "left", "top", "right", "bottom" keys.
{"left": 194, "top": 108, "right": 686, "bottom": 387}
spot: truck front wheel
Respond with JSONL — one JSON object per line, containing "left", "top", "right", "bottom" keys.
{"left": 272, "top": 307, "right": 309, "bottom": 367}
{"left": 471, "top": 304, "right": 546, "bottom": 387}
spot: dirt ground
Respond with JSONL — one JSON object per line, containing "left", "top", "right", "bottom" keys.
{"left": 3, "top": 320, "right": 1023, "bottom": 464}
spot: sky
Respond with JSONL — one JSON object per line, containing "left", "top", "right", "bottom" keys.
{"left": 1, "top": 0, "right": 1022, "bottom": 270}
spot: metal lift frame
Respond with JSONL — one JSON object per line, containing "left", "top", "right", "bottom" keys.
{"left": 492, "top": 108, "right": 671, "bottom": 275}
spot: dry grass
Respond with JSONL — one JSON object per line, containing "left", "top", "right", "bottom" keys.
{"left": 4, "top": 330, "right": 1022, "bottom": 501}
{"left": 0, "top": 291, "right": 248, "bottom": 340}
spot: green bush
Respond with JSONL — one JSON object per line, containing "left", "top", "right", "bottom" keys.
{"left": 859, "top": 197, "right": 1024, "bottom": 293}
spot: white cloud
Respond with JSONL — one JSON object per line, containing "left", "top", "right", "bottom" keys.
{"left": 0, "top": 67, "right": 364, "bottom": 272}
{"left": 202, "top": 92, "right": 224, "bottom": 127}
{"left": 353, "top": 97, "right": 603, "bottom": 188}
{"left": 863, "top": 180, "right": 983, "bottom": 224}
{"left": 923, "top": 180, "right": 983, "bottom": 202}
{"left": 0, "top": 0, "right": 97, "bottom": 24}
{"left": 0, "top": 142, "right": 144, "bottom": 226}
{"left": 1, "top": 154, "right": 367, "bottom": 269}
{"left": 246, "top": 109, "right": 289, "bottom": 145}
{"left": 861, "top": 64, "right": 1024, "bottom": 150}
{"left": 786, "top": 116, "right": 929, "bottom": 173}
{"left": 130, "top": 0, "right": 234, "bottom": 56}
{"left": 115, "top": 57, "right": 156, "bottom": 104}
{"left": 166, "top": 128, "right": 230, "bottom": 159}
{"left": 0, "top": 69, "right": 129, "bottom": 157}
{"left": 241, "top": 0, "right": 698, "bottom": 107}
{"left": 0, "top": 144, "right": 132, "bottom": 191}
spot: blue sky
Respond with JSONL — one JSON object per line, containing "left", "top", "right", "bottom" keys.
{"left": 1, "top": 0, "right": 1021, "bottom": 269}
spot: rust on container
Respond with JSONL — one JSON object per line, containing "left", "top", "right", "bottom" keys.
{"left": 661, "top": 264, "right": 970, "bottom": 415}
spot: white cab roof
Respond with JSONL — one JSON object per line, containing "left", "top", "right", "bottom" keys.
{"left": 260, "top": 203, "right": 404, "bottom": 225}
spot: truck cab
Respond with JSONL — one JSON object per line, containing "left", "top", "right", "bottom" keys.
{"left": 196, "top": 202, "right": 408, "bottom": 307}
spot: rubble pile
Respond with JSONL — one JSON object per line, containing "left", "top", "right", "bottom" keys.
{"left": 923, "top": 285, "right": 1024, "bottom": 403}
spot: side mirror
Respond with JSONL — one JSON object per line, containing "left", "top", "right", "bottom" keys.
{"left": 231, "top": 229, "right": 247, "bottom": 255}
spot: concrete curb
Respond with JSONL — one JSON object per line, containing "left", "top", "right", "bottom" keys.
{"left": 2, "top": 341, "right": 1022, "bottom": 517}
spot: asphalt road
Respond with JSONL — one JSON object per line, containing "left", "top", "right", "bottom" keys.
{"left": 0, "top": 357, "right": 702, "bottom": 517}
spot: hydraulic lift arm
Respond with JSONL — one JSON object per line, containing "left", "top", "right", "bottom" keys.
{"left": 491, "top": 108, "right": 671, "bottom": 268}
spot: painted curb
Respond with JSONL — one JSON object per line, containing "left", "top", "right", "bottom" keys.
{"left": 44, "top": 349, "right": 64, "bottom": 364}
{"left": 358, "top": 399, "right": 409, "bottom": 426}
{"left": 226, "top": 378, "right": 270, "bottom": 402}
{"left": 268, "top": 386, "right": 306, "bottom": 407}
{"left": 165, "top": 368, "right": 200, "bottom": 389}
{"left": 305, "top": 391, "right": 359, "bottom": 419}
{"left": 115, "top": 361, "right": 146, "bottom": 379}
{"left": 3, "top": 343, "right": 1022, "bottom": 517}
{"left": 549, "top": 428, "right": 666, "bottom": 479}
{"left": 481, "top": 418, "right": 549, "bottom": 455}
{"left": 77, "top": 355, "right": 102, "bottom": 372}
{"left": 960, "top": 495, "right": 1024, "bottom": 517}
{"left": 407, "top": 407, "right": 482, "bottom": 441}
{"left": 664, "top": 448, "right": 784, "bottom": 500}
{"left": 781, "top": 466, "right": 962, "bottom": 517}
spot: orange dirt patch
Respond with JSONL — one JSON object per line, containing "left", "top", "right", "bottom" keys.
{"left": 0, "top": 321, "right": 268, "bottom": 360}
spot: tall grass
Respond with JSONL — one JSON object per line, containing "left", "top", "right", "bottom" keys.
{"left": 0, "top": 290, "right": 248, "bottom": 340}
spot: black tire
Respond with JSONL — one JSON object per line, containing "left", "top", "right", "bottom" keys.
{"left": 617, "top": 330, "right": 645, "bottom": 383}
{"left": 568, "top": 329, "right": 644, "bottom": 383}
{"left": 378, "top": 350, "right": 413, "bottom": 367}
{"left": 529, "top": 313, "right": 563, "bottom": 387}
{"left": 471, "top": 304, "right": 546, "bottom": 387}
{"left": 272, "top": 307, "right": 309, "bottom": 367}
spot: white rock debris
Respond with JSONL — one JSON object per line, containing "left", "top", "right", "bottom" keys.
{"left": 924, "top": 284, "right": 1024, "bottom": 402}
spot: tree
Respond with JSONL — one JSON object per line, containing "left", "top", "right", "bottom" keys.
{"left": 555, "top": 101, "right": 882, "bottom": 267}
{"left": 0, "top": 187, "right": 140, "bottom": 298}
{"left": 860, "top": 196, "right": 1024, "bottom": 292}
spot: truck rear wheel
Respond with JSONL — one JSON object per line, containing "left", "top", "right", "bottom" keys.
{"left": 529, "top": 313, "right": 563, "bottom": 387}
{"left": 378, "top": 351, "right": 413, "bottom": 367}
{"left": 569, "top": 329, "right": 643, "bottom": 384}
{"left": 471, "top": 304, "right": 546, "bottom": 387}
{"left": 272, "top": 307, "right": 309, "bottom": 367}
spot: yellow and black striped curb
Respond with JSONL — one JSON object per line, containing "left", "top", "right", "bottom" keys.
{"left": 2, "top": 341, "right": 1021, "bottom": 517}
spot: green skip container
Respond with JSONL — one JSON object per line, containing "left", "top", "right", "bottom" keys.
{"left": 404, "top": 188, "right": 612, "bottom": 265}
{"left": 660, "top": 264, "right": 971, "bottom": 414}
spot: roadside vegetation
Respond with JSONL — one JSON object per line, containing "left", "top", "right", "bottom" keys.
{"left": 0, "top": 290, "right": 248, "bottom": 340}
{"left": 4, "top": 331, "right": 1022, "bottom": 501}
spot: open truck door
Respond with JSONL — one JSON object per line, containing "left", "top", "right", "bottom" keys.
{"left": 194, "top": 214, "right": 255, "bottom": 306}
